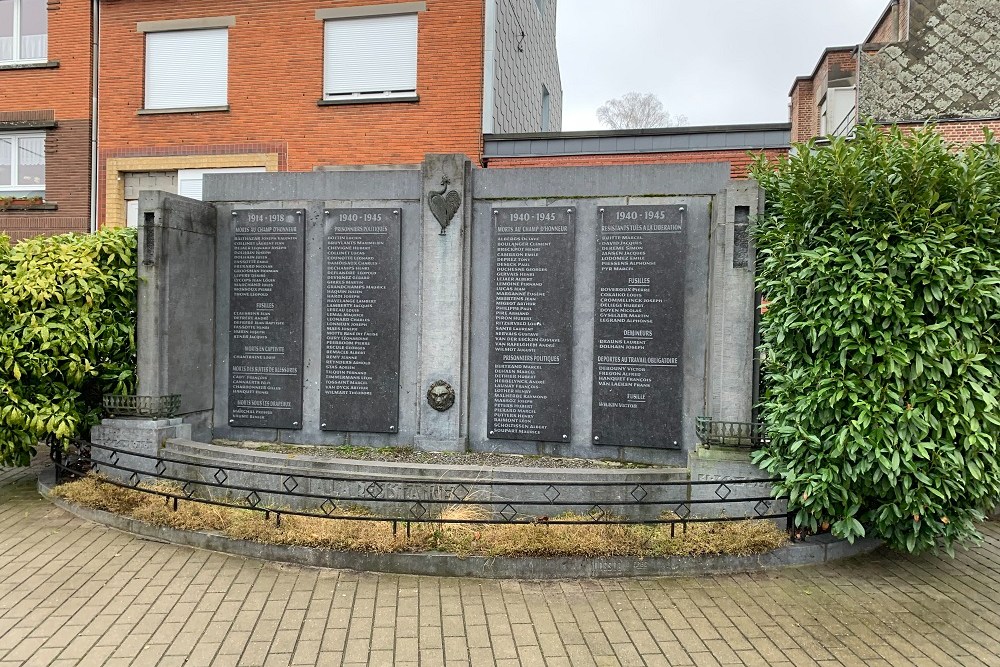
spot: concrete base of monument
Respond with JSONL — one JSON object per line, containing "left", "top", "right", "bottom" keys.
{"left": 687, "top": 445, "right": 785, "bottom": 519}
{"left": 38, "top": 471, "right": 884, "bottom": 579}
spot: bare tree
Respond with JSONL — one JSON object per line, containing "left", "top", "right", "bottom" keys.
{"left": 596, "top": 92, "right": 688, "bottom": 130}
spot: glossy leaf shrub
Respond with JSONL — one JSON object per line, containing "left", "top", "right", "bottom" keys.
{"left": 0, "top": 229, "right": 137, "bottom": 466}
{"left": 751, "top": 124, "right": 1000, "bottom": 554}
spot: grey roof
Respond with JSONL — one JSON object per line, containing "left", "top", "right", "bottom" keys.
{"left": 483, "top": 123, "right": 791, "bottom": 159}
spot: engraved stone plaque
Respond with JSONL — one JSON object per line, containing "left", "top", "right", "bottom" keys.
{"left": 592, "top": 205, "right": 686, "bottom": 449}
{"left": 227, "top": 209, "right": 305, "bottom": 429}
{"left": 488, "top": 207, "right": 575, "bottom": 442}
{"left": 320, "top": 208, "right": 401, "bottom": 432}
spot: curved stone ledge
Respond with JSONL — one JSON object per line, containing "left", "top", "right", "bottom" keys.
{"left": 166, "top": 439, "right": 690, "bottom": 482}
{"left": 39, "top": 473, "right": 883, "bottom": 580}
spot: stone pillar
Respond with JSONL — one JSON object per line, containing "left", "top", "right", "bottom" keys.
{"left": 415, "top": 154, "right": 473, "bottom": 451}
{"left": 137, "top": 191, "right": 218, "bottom": 440}
{"left": 691, "top": 180, "right": 770, "bottom": 495}
{"left": 91, "top": 418, "right": 192, "bottom": 482}
{"left": 704, "top": 181, "right": 763, "bottom": 423}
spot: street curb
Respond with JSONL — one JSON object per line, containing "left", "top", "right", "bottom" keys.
{"left": 38, "top": 472, "right": 883, "bottom": 579}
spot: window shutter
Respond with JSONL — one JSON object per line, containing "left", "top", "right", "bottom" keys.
{"left": 324, "top": 14, "right": 417, "bottom": 98}
{"left": 177, "top": 167, "right": 266, "bottom": 202}
{"left": 145, "top": 29, "right": 228, "bottom": 110}
{"left": 177, "top": 171, "right": 204, "bottom": 201}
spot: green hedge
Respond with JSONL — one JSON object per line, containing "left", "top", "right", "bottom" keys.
{"left": 0, "top": 229, "right": 137, "bottom": 466}
{"left": 751, "top": 124, "right": 1000, "bottom": 554}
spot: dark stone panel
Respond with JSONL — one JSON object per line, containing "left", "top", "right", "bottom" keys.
{"left": 320, "top": 208, "right": 402, "bottom": 433}
{"left": 488, "top": 206, "right": 576, "bottom": 443}
{"left": 227, "top": 209, "right": 305, "bottom": 430}
{"left": 733, "top": 206, "right": 751, "bottom": 269}
{"left": 592, "top": 205, "right": 687, "bottom": 449}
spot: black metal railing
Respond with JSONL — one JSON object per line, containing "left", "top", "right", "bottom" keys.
{"left": 51, "top": 440, "right": 791, "bottom": 535}
{"left": 695, "top": 418, "right": 768, "bottom": 450}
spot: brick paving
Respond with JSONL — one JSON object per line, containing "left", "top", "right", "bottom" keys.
{"left": 2, "top": 460, "right": 1000, "bottom": 666}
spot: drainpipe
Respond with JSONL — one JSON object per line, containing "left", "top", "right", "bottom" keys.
{"left": 482, "top": 0, "right": 498, "bottom": 136}
{"left": 89, "top": 0, "right": 99, "bottom": 233}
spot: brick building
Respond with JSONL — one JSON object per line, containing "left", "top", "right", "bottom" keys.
{"left": 484, "top": 124, "right": 790, "bottom": 180}
{"left": 1, "top": 0, "right": 94, "bottom": 242}
{"left": 790, "top": 0, "right": 1000, "bottom": 144}
{"left": 96, "top": 0, "right": 563, "bottom": 229}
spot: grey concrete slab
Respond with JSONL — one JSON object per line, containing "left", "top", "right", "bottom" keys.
{"left": 137, "top": 192, "right": 218, "bottom": 439}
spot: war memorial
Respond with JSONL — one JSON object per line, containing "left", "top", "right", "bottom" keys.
{"left": 74, "top": 154, "right": 809, "bottom": 571}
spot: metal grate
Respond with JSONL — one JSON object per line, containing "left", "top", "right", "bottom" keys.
{"left": 695, "top": 417, "right": 768, "bottom": 450}
{"left": 103, "top": 395, "right": 181, "bottom": 419}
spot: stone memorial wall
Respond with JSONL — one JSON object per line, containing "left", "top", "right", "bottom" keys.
{"left": 134, "top": 159, "right": 755, "bottom": 467}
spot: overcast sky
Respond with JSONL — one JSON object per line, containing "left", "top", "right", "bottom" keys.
{"left": 556, "top": 0, "right": 889, "bottom": 130}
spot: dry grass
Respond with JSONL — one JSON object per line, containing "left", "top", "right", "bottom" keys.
{"left": 53, "top": 475, "right": 788, "bottom": 559}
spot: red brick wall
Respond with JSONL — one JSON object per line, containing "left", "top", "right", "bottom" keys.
{"left": 0, "top": 0, "right": 93, "bottom": 241}
{"left": 790, "top": 80, "right": 815, "bottom": 144}
{"left": 789, "top": 49, "right": 858, "bottom": 144}
{"left": 98, "top": 0, "right": 486, "bottom": 191}
{"left": 894, "top": 120, "right": 1000, "bottom": 144}
{"left": 868, "top": 7, "right": 900, "bottom": 43}
{"left": 1, "top": 1, "right": 91, "bottom": 117}
{"left": 485, "top": 149, "right": 789, "bottom": 180}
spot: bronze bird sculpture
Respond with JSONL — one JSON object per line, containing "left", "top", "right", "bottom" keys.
{"left": 428, "top": 177, "right": 462, "bottom": 236}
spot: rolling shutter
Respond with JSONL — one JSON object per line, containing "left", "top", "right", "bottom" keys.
{"left": 324, "top": 14, "right": 417, "bottom": 99}
{"left": 145, "top": 29, "right": 228, "bottom": 110}
{"left": 177, "top": 167, "right": 266, "bottom": 201}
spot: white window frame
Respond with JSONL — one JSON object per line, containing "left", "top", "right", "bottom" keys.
{"left": 144, "top": 28, "right": 229, "bottom": 111}
{"left": 0, "top": 0, "right": 48, "bottom": 65}
{"left": 323, "top": 13, "right": 418, "bottom": 102}
{"left": 0, "top": 133, "right": 45, "bottom": 195}
{"left": 125, "top": 200, "right": 140, "bottom": 229}
{"left": 827, "top": 87, "right": 857, "bottom": 137}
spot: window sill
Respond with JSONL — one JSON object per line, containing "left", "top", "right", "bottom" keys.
{"left": 317, "top": 95, "right": 419, "bottom": 107}
{"left": 0, "top": 119, "right": 57, "bottom": 130}
{"left": 137, "top": 105, "right": 230, "bottom": 116}
{"left": 0, "top": 202, "right": 57, "bottom": 212}
{"left": 0, "top": 60, "right": 59, "bottom": 72}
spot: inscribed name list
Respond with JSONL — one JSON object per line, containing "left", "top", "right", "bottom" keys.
{"left": 320, "top": 208, "right": 402, "bottom": 433}
{"left": 488, "top": 207, "right": 576, "bottom": 442}
{"left": 228, "top": 209, "right": 305, "bottom": 429}
{"left": 592, "top": 205, "right": 686, "bottom": 449}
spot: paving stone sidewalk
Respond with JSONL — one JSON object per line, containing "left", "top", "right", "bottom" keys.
{"left": 2, "top": 460, "right": 1000, "bottom": 667}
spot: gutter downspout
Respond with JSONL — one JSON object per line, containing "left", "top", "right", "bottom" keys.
{"left": 481, "top": 0, "right": 497, "bottom": 136}
{"left": 89, "top": 0, "right": 99, "bottom": 233}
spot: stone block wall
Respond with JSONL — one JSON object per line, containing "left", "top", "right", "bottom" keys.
{"left": 489, "top": 0, "right": 562, "bottom": 133}
{"left": 859, "top": 0, "right": 1000, "bottom": 123}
